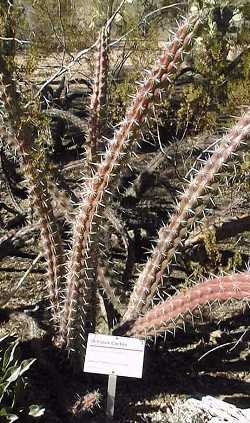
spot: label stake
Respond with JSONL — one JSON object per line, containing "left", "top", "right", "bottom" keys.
{"left": 84, "top": 334, "right": 145, "bottom": 419}
{"left": 106, "top": 374, "right": 117, "bottom": 419}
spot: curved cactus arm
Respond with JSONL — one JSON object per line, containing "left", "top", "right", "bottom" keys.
{"left": 125, "top": 272, "right": 250, "bottom": 338}
{"left": 123, "top": 107, "right": 250, "bottom": 322}
{"left": 59, "top": 14, "right": 201, "bottom": 351}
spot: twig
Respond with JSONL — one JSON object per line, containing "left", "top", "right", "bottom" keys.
{"left": 229, "top": 329, "right": 247, "bottom": 352}
{"left": 29, "top": 3, "right": 183, "bottom": 103}
{"left": 0, "top": 36, "right": 30, "bottom": 45}
{"left": 27, "top": 42, "right": 98, "bottom": 103}
{"left": 105, "top": 0, "right": 127, "bottom": 33}
{"left": 198, "top": 342, "right": 234, "bottom": 362}
{"left": 0, "top": 253, "right": 42, "bottom": 307}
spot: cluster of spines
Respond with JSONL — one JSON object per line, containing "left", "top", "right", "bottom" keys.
{"left": 123, "top": 107, "right": 250, "bottom": 322}
{"left": 97, "top": 27, "right": 109, "bottom": 129}
{"left": 71, "top": 390, "right": 101, "bottom": 416}
{"left": 59, "top": 14, "right": 201, "bottom": 351}
{"left": 17, "top": 145, "right": 64, "bottom": 327}
{"left": 125, "top": 272, "right": 250, "bottom": 338}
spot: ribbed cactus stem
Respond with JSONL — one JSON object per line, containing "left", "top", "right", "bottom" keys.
{"left": 60, "top": 15, "right": 200, "bottom": 350}
{"left": 126, "top": 272, "right": 250, "bottom": 338}
{"left": 123, "top": 107, "right": 250, "bottom": 321}
{"left": 90, "top": 30, "right": 102, "bottom": 113}
{"left": 87, "top": 27, "right": 109, "bottom": 163}
{"left": 10, "top": 133, "right": 64, "bottom": 326}
{"left": 97, "top": 27, "right": 109, "bottom": 123}
{"left": 0, "top": 58, "right": 64, "bottom": 327}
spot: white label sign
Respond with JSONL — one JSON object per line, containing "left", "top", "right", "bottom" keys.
{"left": 84, "top": 333, "right": 145, "bottom": 378}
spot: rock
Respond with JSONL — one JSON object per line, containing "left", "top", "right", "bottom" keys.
{"left": 152, "top": 396, "right": 250, "bottom": 422}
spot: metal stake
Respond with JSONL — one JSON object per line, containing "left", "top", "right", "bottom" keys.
{"left": 106, "top": 373, "right": 117, "bottom": 419}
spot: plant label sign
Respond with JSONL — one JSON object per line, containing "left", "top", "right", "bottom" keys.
{"left": 84, "top": 333, "right": 145, "bottom": 378}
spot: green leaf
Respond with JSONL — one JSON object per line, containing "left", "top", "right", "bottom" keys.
{"left": 0, "top": 408, "right": 8, "bottom": 416}
{"left": 0, "top": 358, "right": 36, "bottom": 402}
{"left": 5, "top": 414, "right": 19, "bottom": 422}
{"left": 7, "top": 359, "right": 36, "bottom": 384}
{"left": 3, "top": 342, "right": 19, "bottom": 371}
{"left": 28, "top": 405, "right": 45, "bottom": 417}
{"left": 0, "top": 336, "right": 11, "bottom": 373}
{"left": 2, "top": 365, "right": 19, "bottom": 384}
{"left": 0, "top": 410, "right": 19, "bottom": 422}
{"left": 0, "top": 381, "right": 11, "bottom": 402}
{"left": 0, "top": 335, "right": 9, "bottom": 345}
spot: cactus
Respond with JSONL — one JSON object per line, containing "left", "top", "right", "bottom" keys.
{"left": 71, "top": 390, "right": 101, "bottom": 416}
{"left": 87, "top": 26, "right": 109, "bottom": 163}
{"left": 58, "top": 13, "right": 201, "bottom": 352}
{"left": 0, "top": 2, "right": 249, "bottom": 371}
{"left": 123, "top": 106, "right": 250, "bottom": 322}
{"left": 0, "top": 3, "right": 65, "bottom": 328}
{"left": 123, "top": 271, "right": 250, "bottom": 338}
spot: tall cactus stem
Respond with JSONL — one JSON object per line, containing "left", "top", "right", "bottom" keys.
{"left": 0, "top": 52, "right": 64, "bottom": 327}
{"left": 59, "top": 15, "right": 201, "bottom": 350}
{"left": 87, "top": 27, "right": 109, "bottom": 165}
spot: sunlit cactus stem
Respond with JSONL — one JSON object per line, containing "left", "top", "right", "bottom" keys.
{"left": 125, "top": 272, "right": 250, "bottom": 338}
{"left": 123, "top": 107, "right": 250, "bottom": 322}
{"left": 59, "top": 14, "right": 201, "bottom": 352}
